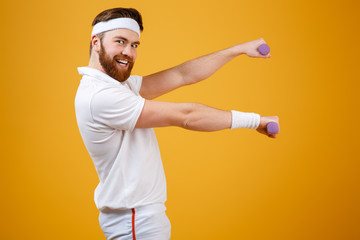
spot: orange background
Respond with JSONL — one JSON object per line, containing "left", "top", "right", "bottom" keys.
{"left": 1, "top": 0, "right": 360, "bottom": 239}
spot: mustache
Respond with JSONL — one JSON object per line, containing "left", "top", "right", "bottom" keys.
{"left": 114, "top": 54, "right": 134, "bottom": 63}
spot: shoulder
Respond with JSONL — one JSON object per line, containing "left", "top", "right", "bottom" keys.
{"left": 90, "top": 82, "right": 144, "bottom": 110}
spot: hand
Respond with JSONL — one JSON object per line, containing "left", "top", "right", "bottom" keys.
{"left": 257, "top": 116, "right": 279, "bottom": 138}
{"left": 236, "top": 38, "right": 271, "bottom": 58}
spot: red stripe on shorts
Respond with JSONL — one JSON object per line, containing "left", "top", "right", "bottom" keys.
{"left": 132, "top": 208, "right": 136, "bottom": 240}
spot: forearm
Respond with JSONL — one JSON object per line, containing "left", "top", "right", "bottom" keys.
{"left": 175, "top": 45, "right": 244, "bottom": 85}
{"left": 183, "top": 102, "right": 264, "bottom": 132}
{"left": 182, "top": 103, "right": 232, "bottom": 131}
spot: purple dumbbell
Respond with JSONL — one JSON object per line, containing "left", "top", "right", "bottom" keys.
{"left": 266, "top": 122, "right": 279, "bottom": 134}
{"left": 258, "top": 43, "right": 270, "bottom": 55}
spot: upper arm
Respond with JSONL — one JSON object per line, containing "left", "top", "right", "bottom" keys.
{"left": 135, "top": 100, "right": 193, "bottom": 129}
{"left": 139, "top": 68, "right": 186, "bottom": 99}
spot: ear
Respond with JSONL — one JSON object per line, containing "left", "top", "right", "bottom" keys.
{"left": 91, "top": 35, "right": 101, "bottom": 53}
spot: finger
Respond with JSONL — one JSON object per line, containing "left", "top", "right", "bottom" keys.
{"left": 269, "top": 134, "right": 277, "bottom": 138}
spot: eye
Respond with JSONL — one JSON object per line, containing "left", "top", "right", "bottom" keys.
{"left": 131, "top": 44, "right": 139, "bottom": 48}
{"left": 117, "top": 40, "right": 125, "bottom": 44}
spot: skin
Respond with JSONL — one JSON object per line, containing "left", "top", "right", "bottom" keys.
{"left": 88, "top": 28, "right": 279, "bottom": 138}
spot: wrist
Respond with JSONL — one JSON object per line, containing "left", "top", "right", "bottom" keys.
{"left": 230, "top": 110, "right": 260, "bottom": 129}
{"left": 231, "top": 44, "right": 246, "bottom": 56}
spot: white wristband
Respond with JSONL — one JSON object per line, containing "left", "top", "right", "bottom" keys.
{"left": 230, "top": 110, "right": 260, "bottom": 130}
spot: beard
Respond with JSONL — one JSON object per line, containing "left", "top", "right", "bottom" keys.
{"left": 98, "top": 42, "right": 134, "bottom": 82}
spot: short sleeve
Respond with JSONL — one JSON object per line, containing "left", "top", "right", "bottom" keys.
{"left": 126, "top": 75, "right": 143, "bottom": 93}
{"left": 90, "top": 86, "right": 145, "bottom": 131}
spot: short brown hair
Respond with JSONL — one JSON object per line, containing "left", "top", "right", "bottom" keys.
{"left": 89, "top": 8, "right": 144, "bottom": 55}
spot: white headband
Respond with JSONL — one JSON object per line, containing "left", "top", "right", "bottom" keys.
{"left": 91, "top": 18, "right": 141, "bottom": 37}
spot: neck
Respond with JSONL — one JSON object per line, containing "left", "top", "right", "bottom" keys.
{"left": 88, "top": 53, "right": 105, "bottom": 73}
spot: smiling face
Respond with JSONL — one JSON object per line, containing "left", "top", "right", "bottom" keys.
{"left": 97, "top": 28, "right": 140, "bottom": 82}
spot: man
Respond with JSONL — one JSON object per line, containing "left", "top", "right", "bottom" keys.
{"left": 75, "top": 7, "right": 279, "bottom": 240}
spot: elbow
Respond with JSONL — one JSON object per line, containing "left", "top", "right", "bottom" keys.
{"left": 182, "top": 74, "right": 205, "bottom": 86}
{"left": 178, "top": 67, "right": 201, "bottom": 86}
{"left": 180, "top": 103, "right": 200, "bottom": 130}
{"left": 182, "top": 76, "right": 197, "bottom": 86}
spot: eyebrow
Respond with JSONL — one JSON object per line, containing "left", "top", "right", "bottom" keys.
{"left": 113, "top": 36, "right": 140, "bottom": 45}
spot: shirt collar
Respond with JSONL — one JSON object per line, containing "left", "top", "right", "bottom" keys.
{"left": 78, "top": 67, "right": 122, "bottom": 84}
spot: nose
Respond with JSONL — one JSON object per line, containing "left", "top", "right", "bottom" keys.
{"left": 121, "top": 45, "right": 132, "bottom": 58}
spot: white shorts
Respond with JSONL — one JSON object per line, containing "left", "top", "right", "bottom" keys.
{"left": 99, "top": 203, "right": 171, "bottom": 240}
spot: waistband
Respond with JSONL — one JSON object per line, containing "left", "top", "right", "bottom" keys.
{"left": 100, "top": 203, "right": 166, "bottom": 216}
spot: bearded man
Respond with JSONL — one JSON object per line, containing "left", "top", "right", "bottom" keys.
{"left": 75, "top": 7, "right": 279, "bottom": 240}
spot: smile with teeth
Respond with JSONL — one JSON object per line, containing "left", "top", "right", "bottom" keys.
{"left": 116, "top": 59, "right": 129, "bottom": 67}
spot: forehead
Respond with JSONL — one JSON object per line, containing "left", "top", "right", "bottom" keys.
{"left": 103, "top": 28, "right": 140, "bottom": 42}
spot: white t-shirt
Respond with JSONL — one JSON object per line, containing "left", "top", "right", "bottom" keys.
{"left": 75, "top": 67, "right": 167, "bottom": 210}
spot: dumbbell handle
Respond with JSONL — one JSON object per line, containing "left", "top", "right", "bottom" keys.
{"left": 266, "top": 122, "right": 279, "bottom": 134}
